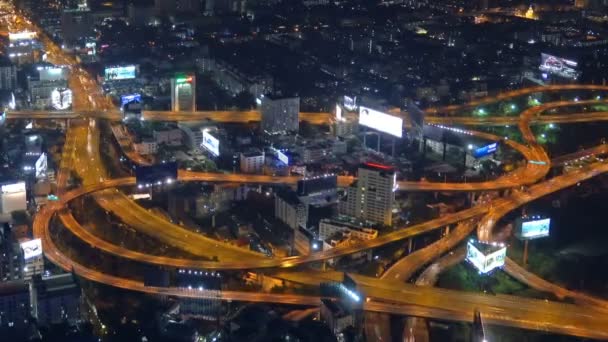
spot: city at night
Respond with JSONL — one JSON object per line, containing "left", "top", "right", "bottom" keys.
{"left": 1, "top": 0, "right": 608, "bottom": 341}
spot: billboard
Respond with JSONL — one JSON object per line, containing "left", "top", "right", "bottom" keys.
{"left": 335, "top": 104, "right": 342, "bottom": 120}
{"left": 121, "top": 93, "right": 142, "bottom": 107}
{"left": 359, "top": 106, "right": 403, "bottom": 138}
{"left": 104, "top": 65, "right": 137, "bottom": 81}
{"left": 519, "top": 218, "right": 550, "bottom": 240}
{"left": 277, "top": 150, "right": 289, "bottom": 165}
{"left": 20, "top": 239, "right": 42, "bottom": 260}
{"left": 466, "top": 240, "right": 506, "bottom": 274}
{"left": 9, "top": 31, "right": 36, "bottom": 41}
{"left": 473, "top": 142, "right": 498, "bottom": 158}
{"left": 39, "top": 67, "right": 67, "bottom": 81}
{"left": 51, "top": 88, "right": 72, "bottom": 110}
{"left": 202, "top": 131, "right": 220, "bottom": 156}
{"left": 539, "top": 53, "right": 580, "bottom": 79}
{"left": 35, "top": 153, "right": 47, "bottom": 179}
{"left": 344, "top": 96, "right": 357, "bottom": 111}
{"left": 1, "top": 182, "right": 26, "bottom": 194}
{"left": 135, "top": 162, "right": 178, "bottom": 187}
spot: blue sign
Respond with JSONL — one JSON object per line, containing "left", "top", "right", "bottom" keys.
{"left": 121, "top": 93, "right": 141, "bottom": 107}
{"left": 473, "top": 142, "right": 498, "bottom": 158}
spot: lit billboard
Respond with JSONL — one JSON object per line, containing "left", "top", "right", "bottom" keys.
{"left": 51, "top": 88, "right": 72, "bottom": 110}
{"left": 473, "top": 142, "right": 498, "bottom": 158}
{"left": 105, "top": 65, "right": 137, "bottom": 81}
{"left": 539, "top": 53, "right": 580, "bottom": 79}
{"left": 121, "top": 93, "right": 142, "bottom": 107}
{"left": 519, "top": 218, "right": 550, "bottom": 240}
{"left": 39, "top": 67, "right": 67, "bottom": 81}
{"left": 358, "top": 106, "right": 403, "bottom": 138}
{"left": 20, "top": 239, "right": 42, "bottom": 260}
{"left": 466, "top": 240, "right": 506, "bottom": 274}
{"left": 35, "top": 153, "right": 47, "bottom": 179}
{"left": 344, "top": 96, "right": 357, "bottom": 111}
{"left": 9, "top": 31, "right": 36, "bottom": 41}
{"left": 335, "top": 104, "right": 342, "bottom": 120}
{"left": 277, "top": 150, "right": 289, "bottom": 165}
{"left": 1, "top": 182, "right": 26, "bottom": 194}
{"left": 202, "top": 131, "right": 220, "bottom": 156}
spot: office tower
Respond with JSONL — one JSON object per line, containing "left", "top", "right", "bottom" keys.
{"left": 171, "top": 74, "right": 196, "bottom": 112}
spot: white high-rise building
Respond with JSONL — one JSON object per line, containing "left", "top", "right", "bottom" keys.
{"left": 340, "top": 163, "right": 395, "bottom": 226}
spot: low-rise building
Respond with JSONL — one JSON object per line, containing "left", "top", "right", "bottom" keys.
{"left": 153, "top": 128, "right": 182, "bottom": 146}
{"left": 134, "top": 138, "right": 158, "bottom": 155}
{"left": 240, "top": 150, "right": 265, "bottom": 174}
{"left": 275, "top": 188, "right": 308, "bottom": 230}
{"left": 318, "top": 217, "right": 378, "bottom": 241}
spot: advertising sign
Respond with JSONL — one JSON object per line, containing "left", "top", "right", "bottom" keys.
{"left": 519, "top": 218, "right": 550, "bottom": 240}
{"left": 344, "top": 96, "right": 357, "bottom": 111}
{"left": 20, "top": 239, "right": 42, "bottom": 260}
{"left": 51, "top": 88, "right": 73, "bottom": 110}
{"left": 358, "top": 106, "right": 403, "bottom": 138}
{"left": 335, "top": 104, "right": 342, "bottom": 120}
{"left": 9, "top": 31, "right": 36, "bottom": 41}
{"left": 39, "top": 67, "right": 67, "bottom": 81}
{"left": 202, "top": 130, "right": 220, "bottom": 156}
{"left": 277, "top": 150, "right": 289, "bottom": 165}
{"left": 473, "top": 142, "right": 498, "bottom": 158}
{"left": 35, "top": 153, "right": 47, "bottom": 179}
{"left": 104, "top": 65, "right": 137, "bottom": 80}
{"left": 466, "top": 241, "right": 506, "bottom": 274}
{"left": 121, "top": 93, "right": 142, "bottom": 107}
{"left": 539, "top": 53, "right": 580, "bottom": 79}
{"left": 1, "top": 182, "right": 26, "bottom": 194}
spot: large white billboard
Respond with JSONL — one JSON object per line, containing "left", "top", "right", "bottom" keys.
{"left": 104, "top": 65, "right": 137, "bottom": 81}
{"left": 520, "top": 218, "right": 550, "bottom": 240}
{"left": 202, "top": 130, "right": 220, "bottom": 156}
{"left": 466, "top": 241, "right": 506, "bottom": 274}
{"left": 9, "top": 31, "right": 36, "bottom": 41}
{"left": 35, "top": 153, "right": 47, "bottom": 179}
{"left": 1, "top": 182, "right": 26, "bottom": 194}
{"left": 359, "top": 106, "right": 403, "bottom": 138}
{"left": 39, "top": 67, "right": 67, "bottom": 81}
{"left": 20, "top": 239, "right": 42, "bottom": 260}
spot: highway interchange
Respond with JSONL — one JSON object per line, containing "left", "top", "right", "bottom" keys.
{"left": 6, "top": 2, "right": 608, "bottom": 340}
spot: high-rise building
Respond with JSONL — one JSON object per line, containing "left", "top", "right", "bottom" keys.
{"left": 171, "top": 74, "right": 196, "bottom": 112}
{"left": 0, "top": 59, "right": 17, "bottom": 91}
{"left": 60, "top": 7, "right": 94, "bottom": 44}
{"left": 31, "top": 274, "right": 82, "bottom": 326}
{"left": 275, "top": 188, "right": 308, "bottom": 230}
{"left": 261, "top": 95, "right": 299, "bottom": 135}
{"left": 340, "top": 163, "right": 395, "bottom": 226}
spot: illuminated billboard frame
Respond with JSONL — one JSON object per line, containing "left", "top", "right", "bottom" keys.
{"left": 344, "top": 96, "right": 357, "bottom": 111}
{"left": 519, "top": 218, "right": 550, "bottom": 240}
{"left": 9, "top": 31, "right": 36, "bottom": 41}
{"left": 105, "top": 65, "right": 137, "bottom": 81}
{"left": 539, "top": 53, "right": 580, "bottom": 80}
{"left": 277, "top": 150, "right": 289, "bottom": 165}
{"left": 358, "top": 106, "right": 403, "bottom": 138}
{"left": 202, "top": 130, "right": 220, "bottom": 156}
{"left": 466, "top": 240, "right": 506, "bottom": 274}
{"left": 473, "top": 142, "right": 498, "bottom": 158}
{"left": 35, "top": 153, "right": 47, "bottom": 179}
{"left": 51, "top": 88, "right": 72, "bottom": 110}
{"left": 20, "top": 239, "right": 42, "bottom": 260}
{"left": 121, "top": 93, "right": 142, "bottom": 107}
{"left": 1, "top": 182, "right": 26, "bottom": 194}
